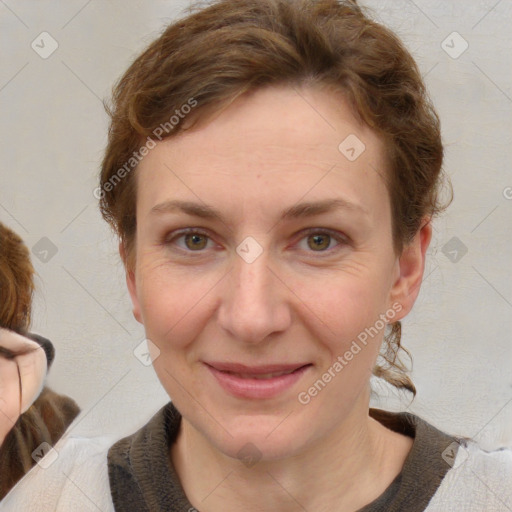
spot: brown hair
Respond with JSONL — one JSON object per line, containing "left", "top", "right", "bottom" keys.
{"left": 0, "top": 223, "right": 35, "bottom": 332}
{"left": 99, "top": 0, "right": 452, "bottom": 394}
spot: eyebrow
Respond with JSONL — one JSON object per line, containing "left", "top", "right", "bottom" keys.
{"left": 150, "top": 198, "right": 369, "bottom": 222}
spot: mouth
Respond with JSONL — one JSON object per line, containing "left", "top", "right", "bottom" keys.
{"left": 204, "top": 362, "right": 312, "bottom": 399}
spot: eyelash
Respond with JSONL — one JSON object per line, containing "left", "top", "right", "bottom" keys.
{"left": 164, "top": 227, "right": 349, "bottom": 256}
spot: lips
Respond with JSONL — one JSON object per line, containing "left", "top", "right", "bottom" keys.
{"left": 204, "top": 362, "right": 312, "bottom": 399}
{"left": 234, "top": 370, "right": 297, "bottom": 379}
{"left": 205, "top": 362, "right": 309, "bottom": 375}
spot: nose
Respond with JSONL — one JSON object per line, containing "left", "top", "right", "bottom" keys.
{"left": 216, "top": 250, "right": 292, "bottom": 345}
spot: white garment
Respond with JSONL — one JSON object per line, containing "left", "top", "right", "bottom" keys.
{"left": 1, "top": 433, "right": 511, "bottom": 511}
{"left": 0, "top": 433, "right": 115, "bottom": 512}
{"left": 426, "top": 441, "right": 512, "bottom": 511}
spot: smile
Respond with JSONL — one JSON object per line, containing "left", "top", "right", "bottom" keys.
{"left": 204, "top": 362, "right": 312, "bottom": 399}
{"left": 229, "top": 369, "right": 298, "bottom": 379}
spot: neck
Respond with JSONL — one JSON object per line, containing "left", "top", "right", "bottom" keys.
{"left": 170, "top": 395, "right": 413, "bottom": 512}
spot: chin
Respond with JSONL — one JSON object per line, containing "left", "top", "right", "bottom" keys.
{"left": 198, "top": 411, "right": 314, "bottom": 464}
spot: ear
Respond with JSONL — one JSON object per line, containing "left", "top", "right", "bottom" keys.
{"left": 388, "top": 217, "right": 432, "bottom": 321}
{"left": 119, "top": 241, "right": 142, "bottom": 324}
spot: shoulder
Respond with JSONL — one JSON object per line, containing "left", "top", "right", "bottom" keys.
{"left": 0, "top": 433, "right": 116, "bottom": 512}
{"left": 426, "top": 440, "right": 512, "bottom": 511}
{"left": 107, "top": 402, "right": 183, "bottom": 510}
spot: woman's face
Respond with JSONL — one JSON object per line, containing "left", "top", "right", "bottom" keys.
{"left": 126, "top": 84, "right": 429, "bottom": 460}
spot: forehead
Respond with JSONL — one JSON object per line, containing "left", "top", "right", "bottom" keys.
{"left": 135, "top": 84, "right": 389, "bottom": 220}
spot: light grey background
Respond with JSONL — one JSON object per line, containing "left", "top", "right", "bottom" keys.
{"left": 0, "top": 0, "right": 511, "bottom": 448}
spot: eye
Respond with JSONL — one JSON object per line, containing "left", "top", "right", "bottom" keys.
{"left": 183, "top": 233, "right": 208, "bottom": 250}
{"left": 296, "top": 229, "right": 347, "bottom": 253}
{"left": 164, "top": 228, "right": 348, "bottom": 255}
{"left": 166, "top": 229, "right": 215, "bottom": 252}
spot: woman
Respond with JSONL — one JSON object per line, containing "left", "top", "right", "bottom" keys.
{"left": 2, "top": 0, "right": 510, "bottom": 510}
{"left": 0, "top": 223, "right": 80, "bottom": 500}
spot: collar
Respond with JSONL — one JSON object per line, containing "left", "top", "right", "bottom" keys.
{"left": 108, "top": 402, "right": 457, "bottom": 512}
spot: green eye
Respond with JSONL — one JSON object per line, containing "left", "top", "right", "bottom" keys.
{"left": 166, "top": 228, "right": 347, "bottom": 256}
{"left": 184, "top": 233, "right": 209, "bottom": 250}
{"left": 307, "top": 233, "right": 332, "bottom": 251}
{"left": 165, "top": 229, "right": 213, "bottom": 252}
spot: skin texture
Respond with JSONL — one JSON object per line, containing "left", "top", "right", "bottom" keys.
{"left": 124, "top": 84, "right": 432, "bottom": 511}
{"left": 0, "top": 330, "right": 47, "bottom": 447}
{"left": 0, "top": 357, "right": 20, "bottom": 446}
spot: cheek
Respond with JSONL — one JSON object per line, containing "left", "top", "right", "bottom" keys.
{"left": 295, "top": 265, "right": 390, "bottom": 352}
{"left": 0, "top": 359, "right": 21, "bottom": 428}
{"left": 138, "top": 266, "right": 211, "bottom": 401}
{"left": 294, "top": 277, "right": 388, "bottom": 412}
{"left": 136, "top": 261, "right": 219, "bottom": 351}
